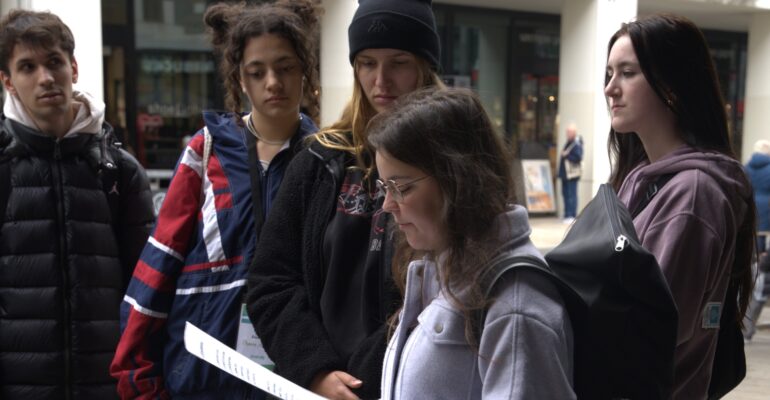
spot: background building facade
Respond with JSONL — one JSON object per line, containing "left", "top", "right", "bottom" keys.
{"left": 2, "top": 0, "right": 768, "bottom": 215}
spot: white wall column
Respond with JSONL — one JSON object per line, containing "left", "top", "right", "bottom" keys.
{"left": 35, "top": 0, "right": 103, "bottom": 101}
{"left": 320, "top": 0, "right": 357, "bottom": 127}
{"left": 742, "top": 12, "right": 770, "bottom": 163}
{"left": 0, "top": 0, "right": 30, "bottom": 14}
{"left": 557, "top": 0, "right": 636, "bottom": 215}
{"left": 1, "top": 0, "right": 104, "bottom": 102}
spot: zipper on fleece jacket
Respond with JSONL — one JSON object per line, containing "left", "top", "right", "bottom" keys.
{"left": 53, "top": 143, "right": 73, "bottom": 400}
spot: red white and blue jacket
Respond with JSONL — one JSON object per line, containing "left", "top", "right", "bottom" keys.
{"left": 110, "top": 111, "right": 316, "bottom": 399}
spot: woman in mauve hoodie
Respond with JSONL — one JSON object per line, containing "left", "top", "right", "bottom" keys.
{"left": 604, "top": 14, "right": 756, "bottom": 399}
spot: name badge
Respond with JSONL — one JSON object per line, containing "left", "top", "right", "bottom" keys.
{"left": 702, "top": 302, "right": 722, "bottom": 329}
{"left": 236, "top": 303, "right": 274, "bottom": 369}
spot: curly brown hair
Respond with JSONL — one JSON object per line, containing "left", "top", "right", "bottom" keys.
{"left": 203, "top": 0, "right": 321, "bottom": 123}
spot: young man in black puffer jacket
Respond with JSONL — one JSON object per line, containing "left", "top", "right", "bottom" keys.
{"left": 0, "top": 9, "right": 154, "bottom": 399}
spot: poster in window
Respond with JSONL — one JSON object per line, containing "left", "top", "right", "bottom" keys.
{"left": 521, "top": 159, "right": 556, "bottom": 213}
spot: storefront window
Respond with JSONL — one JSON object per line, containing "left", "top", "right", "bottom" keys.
{"left": 434, "top": 5, "right": 559, "bottom": 157}
{"left": 131, "top": 0, "right": 222, "bottom": 169}
{"left": 510, "top": 20, "right": 560, "bottom": 149}
{"left": 103, "top": 0, "right": 128, "bottom": 25}
{"left": 102, "top": 0, "right": 291, "bottom": 172}
{"left": 136, "top": 52, "right": 218, "bottom": 168}
{"left": 704, "top": 29, "right": 748, "bottom": 155}
{"left": 450, "top": 12, "right": 509, "bottom": 131}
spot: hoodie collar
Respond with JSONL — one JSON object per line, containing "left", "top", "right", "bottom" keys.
{"left": 2, "top": 89, "right": 105, "bottom": 138}
{"left": 622, "top": 144, "right": 752, "bottom": 213}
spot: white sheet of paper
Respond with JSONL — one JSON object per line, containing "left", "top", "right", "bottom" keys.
{"left": 183, "top": 321, "right": 327, "bottom": 400}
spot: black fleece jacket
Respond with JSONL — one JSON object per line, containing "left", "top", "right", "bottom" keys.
{"left": 246, "top": 139, "right": 400, "bottom": 399}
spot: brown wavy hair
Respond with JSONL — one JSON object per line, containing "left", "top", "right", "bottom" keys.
{"left": 368, "top": 87, "right": 518, "bottom": 346}
{"left": 203, "top": 0, "right": 321, "bottom": 123}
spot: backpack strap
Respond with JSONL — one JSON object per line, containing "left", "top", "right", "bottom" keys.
{"left": 480, "top": 255, "right": 552, "bottom": 298}
{"left": 0, "top": 159, "right": 10, "bottom": 232}
{"left": 473, "top": 255, "right": 553, "bottom": 342}
{"left": 630, "top": 173, "right": 676, "bottom": 218}
{"left": 98, "top": 128, "right": 123, "bottom": 227}
{"left": 1, "top": 122, "right": 15, "bottom": 231}
{"left": 202, "top": 126, "right": 212, "bottom": 173}
{"left": 200, "top": 127, "right": 213, "bottom": 227}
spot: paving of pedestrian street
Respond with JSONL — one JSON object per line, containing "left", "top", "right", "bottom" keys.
{"left": 528, "top": 216, "right": 770, "bottom": 399}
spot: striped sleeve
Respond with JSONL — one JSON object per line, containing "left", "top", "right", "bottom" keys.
{"left": 110, "top": 134, "right": 206, "bottom": 400}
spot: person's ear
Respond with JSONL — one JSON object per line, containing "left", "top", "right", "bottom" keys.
{"left": 0, "top": 70, "right": 16, "bottom": 96}
{"left": 71, "top": 55, "right": 79, "bottom": 84}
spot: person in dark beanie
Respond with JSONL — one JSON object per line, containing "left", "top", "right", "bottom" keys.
{"left": 246, "top": 1, "right": 444, "bottom": 399}
{"left": 347, "top": 0, "right": 441, "bottom": 68}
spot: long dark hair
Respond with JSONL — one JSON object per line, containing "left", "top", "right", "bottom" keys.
{"left": 367, "top": 87, "right": 517, "bottom": 345}
{"left": 203, "top": 0, "right": 321, "bottom": 122}
{"left": 607, "top": 14, "right": 732, "bottom": 188}
{"left": 606, "top": 13, "right": 755, "bottom": 321}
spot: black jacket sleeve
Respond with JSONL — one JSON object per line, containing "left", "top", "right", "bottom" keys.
{"left": 246, "top": 149, "right": 346, "bottom": 389}
{"left": 116, "top": 149, "right": 155, "bottom": 286}
{"left": 346, "top": 323, "right": 390, "bottom": 398}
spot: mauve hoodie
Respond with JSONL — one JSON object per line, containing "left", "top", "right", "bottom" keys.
{"left": 617, "top": 145, "right": 752, "bottom": 399}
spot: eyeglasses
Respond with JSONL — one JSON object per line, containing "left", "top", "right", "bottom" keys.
{"left": 376, "top": 176, "right": 429, "bottom": 203}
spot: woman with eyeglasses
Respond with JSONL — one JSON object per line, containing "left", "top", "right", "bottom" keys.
{"left": 245, "top": 1, "right": 444, "bottom": 399}
{"left": 371, "top": 87, "right": 575, "bottom": 399}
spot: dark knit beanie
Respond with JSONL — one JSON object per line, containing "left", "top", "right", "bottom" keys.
{"left": 348, "top": 0, "right": 440, "bottom": 69}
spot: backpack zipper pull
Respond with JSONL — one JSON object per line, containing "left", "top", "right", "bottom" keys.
{"left": 615, "top": 235, "right": 628, "bottom": 252}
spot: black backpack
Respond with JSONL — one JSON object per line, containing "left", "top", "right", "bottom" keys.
{"left": 479, "top": 182, "right": 746, "bottom": 399}
{"left": 479, "top": 183, "right": 677, "bottom": 399}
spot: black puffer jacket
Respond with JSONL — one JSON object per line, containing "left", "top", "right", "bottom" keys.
{"left": 0, "top": 115, "right": 154, "bottom": 399}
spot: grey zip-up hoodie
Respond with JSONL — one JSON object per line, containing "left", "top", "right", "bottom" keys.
{"left": 617, "top": 145, "right": 752, "bottom": 399}
{"left": 381, "top": 205, "right": 575, "bottom": 400}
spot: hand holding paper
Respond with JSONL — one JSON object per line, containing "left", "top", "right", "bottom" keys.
{"left": 183, "top": 321, "right": 328, "bottom": 400}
